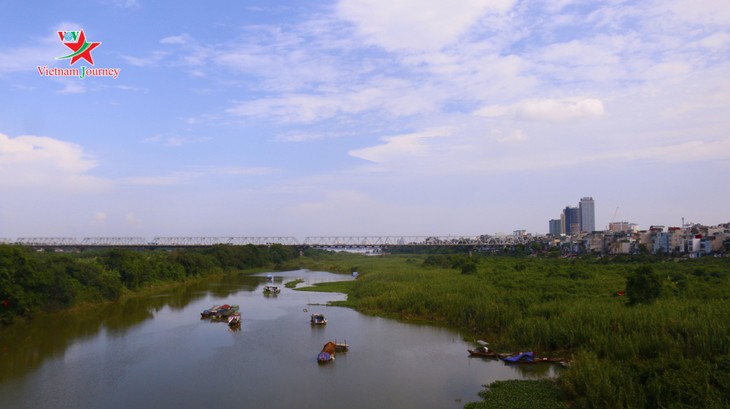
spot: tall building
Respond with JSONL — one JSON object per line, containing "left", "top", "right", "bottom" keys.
{"left": 564, "top": 206, "right": 581, "bottom": 234}
{"left": 579, "top": 197, "right": 595, "bottom": 232}
{"left": 549, "top": 219, "right": 561, "bottom": 236}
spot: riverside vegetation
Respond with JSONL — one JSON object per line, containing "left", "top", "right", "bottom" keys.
{"left": 2, "top": 244, "right": 729, "bottom": 408}
{"left": 293, "top": 249, "right": 730, "bottom": 409}
{"left": 0, "top": 243, "right": 298, "bottom": 324}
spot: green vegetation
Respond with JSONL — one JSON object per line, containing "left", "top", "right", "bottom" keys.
{"left": 284, "top": 278, "right": 304, "bottom": 288}
{"left": 0, "top": 244, "right": 298, "bottom": 324}
{"left": 295, "top": 280, "right": 357, "bottom": 307}
{"left": 3, "top": 244, "right": 729, "bottom": 408}
{"left": 292, "top": 251, "right": 730, "bottom": 409}
{"left": 464, "top": 380, "right": 568, "bottom": 409}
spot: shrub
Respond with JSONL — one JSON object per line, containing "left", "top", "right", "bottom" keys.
{"left": 626, "top": 265, "right": 662, "bottom": 305}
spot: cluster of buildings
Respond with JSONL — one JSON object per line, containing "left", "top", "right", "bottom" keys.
{"left": 549, "top": 197, "right": 595, "bottom": 235}
{"left": 541, "top": 197, "right": 729, "bottom": 256}
{"left": 548, "top": 223, "right": 730, "bottom": 256}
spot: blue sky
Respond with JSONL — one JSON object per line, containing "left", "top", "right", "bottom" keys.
{"left": 1, "top": 0, "right": 729, "bottom": 239}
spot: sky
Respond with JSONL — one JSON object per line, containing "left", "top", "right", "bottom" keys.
{"left": 1, "top": 0, "right": 729, "bottom": 240}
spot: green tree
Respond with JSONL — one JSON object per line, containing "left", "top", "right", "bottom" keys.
{"left": 626, "top": 265, "right": 663, "bottom": 305}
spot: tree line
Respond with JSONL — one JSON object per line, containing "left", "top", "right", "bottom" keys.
{"left": 0, "top": 244, "right": 298, "bottom": 324}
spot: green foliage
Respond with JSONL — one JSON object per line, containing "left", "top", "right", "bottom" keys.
{"left": 461, "top": 261, "right": 478, "bottom": 275}
{"left": 626, "top": 265, "right": 662, "bottom": 305}
{"left": 1, "top": 245, "right": 44, "bottom": 321}
{"left": 0, "top": 244, "right": 299, "bottom": 324}
{"left": 465, "top": 380, "right": 568, "bottom": 409}
{"left": 297, "top": 252, "right": 730, "bottom": 409}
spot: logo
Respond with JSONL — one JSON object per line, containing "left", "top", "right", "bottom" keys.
{"left": 37, "top": 28, "right": 121, "bottom": 79}
{"left": 57, "top": 30, "right": 101, "bottom": 65}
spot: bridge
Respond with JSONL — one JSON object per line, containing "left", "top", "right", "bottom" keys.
{"left": 1, "top": 235, "right": 537, "bottom": 248}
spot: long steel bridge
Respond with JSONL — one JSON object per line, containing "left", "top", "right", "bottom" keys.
{"left": 0, "top": 235, "right": 537, "bottom": 248}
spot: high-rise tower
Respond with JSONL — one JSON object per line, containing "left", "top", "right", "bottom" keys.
{"left": 564, "top": 206, "right": 580, "bottom": 234}
{"left": 579, "top": 197, "right": 595, "bottom": 232}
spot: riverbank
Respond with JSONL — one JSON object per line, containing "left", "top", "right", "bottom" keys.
{"left": 290, "top": 251, "right": 730, "bottom": 408}
{"left": 0, "top": 244, "right": 299, "bottom": 325}
{"left": 3, "top": 246, "right": 728, "bottom": 407}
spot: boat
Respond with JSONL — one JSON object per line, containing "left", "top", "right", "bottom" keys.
{"left": 499, "top": 351, "right": 563, "bottom": 364}
{"left": 228, "top": 312, "right": 241, "bottom": 326}
{"left": 263, "top": 285, "right": 281, "bottom": 294}
{"left": 468, "top": 340, "right": 501, "bottom": 358}
{"left": 335, "top": 342, "right": 349, "bottom": 352}
{"left": 317, "top": 341, "right": 337, "bottom": 363}
{"left": 310, "top": 314, "right": 327, "bottom": 325}
{"left": 201, "top": 304, "right": 239, "bottom": 320}
{"left": 201, "top": 304, "right": 229, "bottom": 318}
{"left": 216, "top": 304, "right": 239, "bottom": 318}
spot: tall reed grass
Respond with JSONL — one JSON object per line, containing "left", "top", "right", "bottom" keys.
{"left": 305, "top": 252, "right": 730, "bottom": 408}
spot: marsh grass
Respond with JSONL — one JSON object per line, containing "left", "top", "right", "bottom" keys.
{"left": 302, "top": 252, "right": 730, "bottom": 408}
{"left": 464, "top": 379, "right": 568, "bottom": 409}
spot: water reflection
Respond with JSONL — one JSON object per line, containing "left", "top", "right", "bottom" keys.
{"left": 1, "top": 269, "right": 558, "bottom": 409}
{"left": 0, "top": 273, "right": 263, "bottom": 381}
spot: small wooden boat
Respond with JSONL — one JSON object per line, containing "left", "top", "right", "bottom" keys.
{"left": 317, "top": 341, "right": 337, "bottom": 363}
{"left": 499, "top": 351, "right": 564, "bottom": 364}
{"left": 468, "top": 348, "right": 502, "bottom": 358}
{"left": 263, "top": 285, "right": 280, "bottom": 294}
{"left": 468, "top": 340, "right": 502, "bottom": 358}
{"left": 310, "top": 314, "right": 327, "bottom": 325}
{"left": 228, "top": 312, "right": 241, "bottom": 326}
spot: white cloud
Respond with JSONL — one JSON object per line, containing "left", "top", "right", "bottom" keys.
{"left": 227, "top": 79, "right": 437, "bottom": 123}
{"left": 661, "top": 0, "right": 730, "bottom": 26}
{"left": 119, "top": 166, "right": 277, "bottom": 186}
{"left": 121, "top": 51, "right": 170, "bottom": 67}
{"left": 475, "top": 98, "right": 605, "bottom": 122}
{"left": 336, "top": 0, "right": 517, "bottom": 52}
{"left": 0, "top": 133, "right": 109, "bottom": 190}
{"left": 0, "top": 24, "right": 74, "bottom": 73}
{"left": 698, "top": 32, "right": 730, "bottom": 50}
{"left": 348, "top": 127, "right": 454, "bottom": 163}
{"left": 275, "top": 132, "right": 327, "bottom": 142}
{"left": 160, "top": 34, "right": 192, "bottom": 45}
{"left": 58, "top": 80, "right": 87, "bottom": 94}
{"left": 496, "top": 129, "right": 527, "bottom": 143}
{"left": 515, "top": 98, "right": 605, "bottom": 121}
{"left": 143, "top": 134, "right": 210, "bottom": 147}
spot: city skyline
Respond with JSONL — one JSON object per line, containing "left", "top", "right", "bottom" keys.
{"left": 1, "top": 1, "right": 729, "bottom": 238}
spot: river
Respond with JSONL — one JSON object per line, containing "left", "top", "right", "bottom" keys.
{"left": 0, "top": 269, "right": 559, "bottom": 409}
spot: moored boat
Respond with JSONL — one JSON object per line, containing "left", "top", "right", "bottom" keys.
{"left": 228, "top": 312, "right": 241, "bottom": 326}
{"left": 201, "top": 304, "right": 239, "bottom": 319}
{"left": 468, "top": 348, "right": 502, "bottom": 358}
{"left": 317, "top": 341, "right": 337, "bottom": 363}
{"left": 216, "top": 304, "right": 239, "bottom": 318}
{"left": 467, "top": 340, "right": 501, "bottom": 358}
{"left": 310, "top": 314, "right": 327, "bottom": 325}
{"left": 263, "top": 285, "right": 281, "bottom": 294}
{"left": 499, "top": 351, "right": 563, "bottom": 364}
{"left": 201, "top": 304, "right": 228, "bottom": 318}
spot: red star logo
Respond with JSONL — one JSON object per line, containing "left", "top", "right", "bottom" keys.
{"left": 57, "top": 29, "right": 101, "bottom": 65}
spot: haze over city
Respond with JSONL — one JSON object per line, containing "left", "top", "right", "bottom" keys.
{"left": 1, "top": 0, "right": 728, "bottom": 238}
